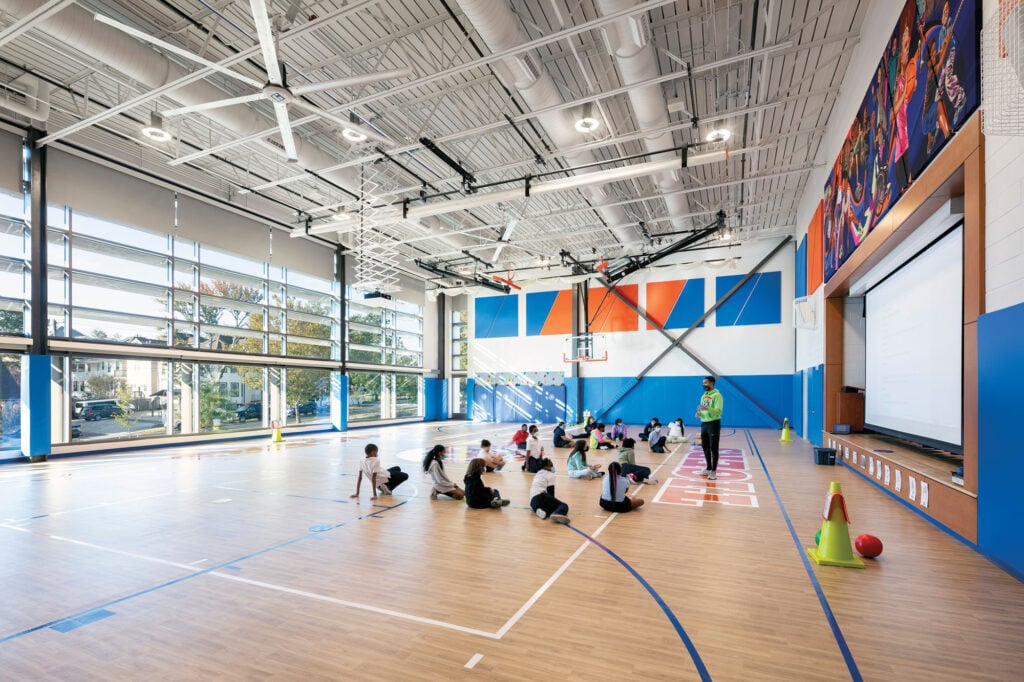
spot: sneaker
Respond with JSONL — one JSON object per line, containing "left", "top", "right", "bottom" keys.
{"left": 429, "top": 489, "right": 438, "bottom": 500}
{"left": 644, "top": 478, "right": 659, "bottom": 485}
{"left": 378, "top": 484, "right": 392, "bottom": 496}
{"left": 550, "top": 514, "right": 570, "bottom": 525}
{"left": 490, "top": 498, "right": 502, "bottom": 508}
{"left": 707, "top": 471, "right": 717, "bottom": 481}
{"left": 535, "top": 508, "right": 548, "bottom": 520}
{"left": 500, "top": 498, "right": 510, "bottom": 507}
{"left": 627, "top": 473, "right": 639, "bottom": 483}
{"left": 596, "top": 471, "right": 606, "bottom": 478}
{"left": 699, "top": 468, "right": 710, "bottom": 476}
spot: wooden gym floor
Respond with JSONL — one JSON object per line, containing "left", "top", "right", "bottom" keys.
{"left": 1, "top": 422, "right": 1021, "bottom": 680}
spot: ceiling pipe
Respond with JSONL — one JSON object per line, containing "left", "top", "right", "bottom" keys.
{"left": 596, "top": 0, "right": 695, "bottom": 232}
{"left": 0, "top": 74, "right": 51, "bottom": 122}
{"left": 0, "top": 0, "right": 476, "bottom": 256}
{"left": 455, "top": 0, "right": 643, "bottom": 251}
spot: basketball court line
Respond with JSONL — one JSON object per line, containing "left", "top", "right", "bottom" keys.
{"left": 493, "top": 444, "right": 681, "bottom": 639}
{"left": 744, "top": 429, "right": 863, "bottom": 682}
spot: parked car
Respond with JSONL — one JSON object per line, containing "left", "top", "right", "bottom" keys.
{"left": 235, "top": 403, "right": 262, "bottom": 422}
{"left": 287, "top": 400, "right": 317, "bottom": 417}
{"left": 81, "top": 404, "right": 124, "bottom": 421}
{"left": 71, "top": 422, "right": 82, "bottom": 438}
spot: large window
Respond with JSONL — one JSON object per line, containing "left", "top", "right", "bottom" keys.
{"left": 0, "top": 191, "right": 28, "bottom": 336}
{"left": 451, "top": 310, "right": 467, "bottom": 371}
{"left": 346, "top": 292, "right": 423, "bottom": 368}
{"left": 348, "top": 371, "right": 423, "bottom": 422}
{"left": 0, "top": 353, "right": 20, "bottom": 452}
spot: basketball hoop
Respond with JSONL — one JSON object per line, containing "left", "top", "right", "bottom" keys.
{"left": 563, "top": 333, "right": 608, "bottom": 363}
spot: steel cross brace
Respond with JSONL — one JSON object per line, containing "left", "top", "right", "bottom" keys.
{"left": 593, "top": 236, "right": 792, "bottom": 424}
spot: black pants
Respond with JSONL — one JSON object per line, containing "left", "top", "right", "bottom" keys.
{"left": 531, "top": 492, "right": 568, "bottom": 517}
{"left": 701, "top": 420, "right": 721, "bottom": 471}
{"left": 600, "top": 498, "right": 633, "bottom": 513}
{"left": 621, "top": 463, "right": 651, "bottom": 481}
{"left": 650, "top": 436, "right": 667, "bottom": 453}
{"left": 384, "top": 466, "right": 408, "bottom": 491}
{"left": 554, "top": 437, "right": 573, "bottom": 448}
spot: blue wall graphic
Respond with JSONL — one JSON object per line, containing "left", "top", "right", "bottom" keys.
{"left": 472, "top": 383, "right": 567, "bottom": 423}
{"left": 475, "top": 295, "right": 518, "bottom": 338}
{"left": 715, "top": 271, "right": 782, "bottom": 326}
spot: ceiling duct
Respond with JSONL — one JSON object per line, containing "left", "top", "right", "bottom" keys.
{"left": 0, "top": 74, "right": 51, "bottom": 122}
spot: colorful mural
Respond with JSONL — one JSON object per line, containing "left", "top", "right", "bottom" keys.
{"left": 823, "top": 0, "right": 979, "bottom": 282}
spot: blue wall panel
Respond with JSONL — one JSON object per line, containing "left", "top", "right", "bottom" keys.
{"left": 526, "top": 291, "right": 557, "bottom": 336}
{"left": 584, "top": 374, "right": 791, "bottom": 429}
{"left": 665, "top": 279, "right": 706, "bottom": 329}
{"left": 20, "top": 355, "right": 51, "bottom": 458}
{"left": 796, "top": 237, "right": 808, "bottom": 298}
{"left": 978, "top": 302, "right": 1024, "bottom": 578}
{"left": 563, "top": 377, "right": 581, "bottom": 424}
{"left": 471, "top": 382, "right": 494, "bottom": 421}
{"left": 806, "top": 364, "right": 824, "bottom": 446}
{"left": 474, "top": 295, "right": 519, "bottom": 338}
{"left": 716, "top": 271, "right": 782, "bottom": 326}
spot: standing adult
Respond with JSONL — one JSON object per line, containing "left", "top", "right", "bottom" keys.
{"left": 696, "top": 376, "right": 724, "bottom": 480}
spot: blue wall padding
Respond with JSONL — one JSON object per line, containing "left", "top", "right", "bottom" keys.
{"left": 466, "top": 379, "right": 475, "bottom": 420}
{"left": 796, "top": 237, "right": 807, "bottom": 298}
{"left": 20, "top": 354, "right": 51, "bottom": 458}
{"left": 806, "top": 364, "right": 824, "bottom": 446}
{"left": 526, "top": 291, "right": 557, "bottom": 336}
{"left": 790, "top": 370, "right": 804, "bottom": 437}
{"left": 978, "top": 302, "right": 1024, "bottom": 578}
{"left": 583, "top": 374, "right": 791, "bottom": 429}
{"left": 334, "top": 372, "right": 348, "bottom": 431}
{"left": 473, "top": 384, "right": 567, "bottom": 423}
{"left": 563, "top": 377, "right": 581, "bottom": 424}
{"left": 424, "top": 378, "right": 446, "bottom": 421}
{"left": 716, "top": 271, "right": 782, "bottom": 326}
{"left": 474, "top": 295, "right": 518, "bottom": 338}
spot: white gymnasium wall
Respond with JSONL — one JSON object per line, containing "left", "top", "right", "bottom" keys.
{"left": 982, "top": 0, "right": 1024, "bottom": 312}
{"left": 843, "top": 297, "right": 866, "bottom": 388}
{"left": 470, "top": 238, "right": 795, "bottom": 379}
{"left": 795, "top": 286, "right": 825, "bottom": 371}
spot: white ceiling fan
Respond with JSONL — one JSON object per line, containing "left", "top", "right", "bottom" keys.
{"left": 96, "top": 0, "right": 412, "bottom": 162}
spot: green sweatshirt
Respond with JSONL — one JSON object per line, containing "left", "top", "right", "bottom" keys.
{"left": 698, "top": 388, "right": 723, "bottom": 422}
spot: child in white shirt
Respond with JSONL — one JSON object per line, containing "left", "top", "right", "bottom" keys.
{"left": 525, "top": 425, "right": 545, "bottom": 473}
{"left": 423, "top": 444, "right": 464, "bottom": 500}
{"left": 529, "top": 458, "right": 569, "bottom": 524}
{"left": 350, "top": 443, "right": 408, "bottom": 500}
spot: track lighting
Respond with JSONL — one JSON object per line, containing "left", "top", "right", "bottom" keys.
{"left": 141, "top": 112, "right": 171, "bottom": 142}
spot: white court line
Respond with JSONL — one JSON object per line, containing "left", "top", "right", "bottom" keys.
{"left": 210, "top": 572, "right": 499, "bottom": 639}
{"left": 4, "top": 490, "right": 195, "bottom": 525}
{"left": 493, "top": 444, "right": 681, "bottom": 639}
{"left": 465, "top": 653, "right": 484, "bottom": 669}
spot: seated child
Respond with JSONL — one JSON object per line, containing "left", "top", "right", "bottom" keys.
{"left": 479, "top": 439, "right": 506, "bottom": 472}
{"left": 600, "top": 461, "right": 645, "bottom": 513}
{"left": 666, "top": 418, "right": 687, "bottom": 443}
{"left": 552, "top": 421, "right": 573, "bottom": 448}
{"left": 423, "top": 444, "right": 464, "bottom": 500}
{"left": 524, "top": 425, "right": 546, "bottom": 473}
{"left": 511, "top": 424, "right": 529, "bottom": 450}
{"left": 589, "top": 423, "right": 615, "bottom": 450}
{"left": 567, "top": 440, "right": 604, "bottom": 480}
{"left": 569, "top": 416, "right": 596, "bottom": 440}
{"left": 610, "top": 418, "right": 628, "bottom": 442}
{"left": 639, "top": 417, "right": 660, "bottom": 442}
{"left": 529, "top": 458, "right": 570, "bottom": 524}
{"left": 351, "top": 443, "right": 408, "bottom": 499}
{"left": 463, "top": 458, "right": 510, "bottom": 509}
{"left": 617, "top": 438, "right": 658, "bottom": 485}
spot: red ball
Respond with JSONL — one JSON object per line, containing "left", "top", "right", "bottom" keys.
{"left": 855, "top": 534, "right": 883, "bottom": 558}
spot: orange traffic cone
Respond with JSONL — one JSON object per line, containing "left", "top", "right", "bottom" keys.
{"left": 270, "top": 420, "right": 284, "bottom": 443}
{"left": 806, "top": 481, "right": 864, "bottom": 568}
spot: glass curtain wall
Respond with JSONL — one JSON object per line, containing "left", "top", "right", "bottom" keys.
{"left": 450, "top": 309, "right": 468, "bottom": 417}
{"left": 347, "top": 371, "right": 423, "bottom": 422}
{"left": 44, "top": 206, "right": 339, "bottom": 443}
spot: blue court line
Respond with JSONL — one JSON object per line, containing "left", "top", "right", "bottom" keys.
{"left": 49, "top": 608, "right": 115, "bottom": 633}
{"left": 744, "top": 429, "right": 863, "bottom": 682}
{"left": 215, "top": 485, "right": 391, "bottom": 509}
{"left": 0, "top": 500, "right": 407, "bottom": 645}
{"left": 565, "top": 524, "right": 712, "bottom": 682}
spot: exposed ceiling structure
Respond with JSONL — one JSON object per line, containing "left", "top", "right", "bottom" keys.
{"left": 0, "top": 0, "right": 867, "bottom": 292}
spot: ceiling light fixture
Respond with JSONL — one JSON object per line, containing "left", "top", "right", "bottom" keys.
{"left": 141, "top": 112, "right": 171, "bottom": 142}
{"left": 342, "top": 128, "right": 367, "bottom": 142}
{"left": 720, "top": 229, "right": 732, "bottom": 240}
{"left": 706, "top": 128, "right": 731, "bottom": 143}
{"left": 574, "top": 102, "right": 600, "bottom": 134}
